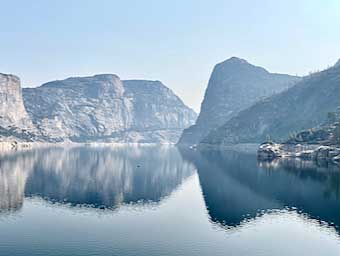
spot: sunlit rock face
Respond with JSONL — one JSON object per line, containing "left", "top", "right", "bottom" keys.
{"left": 178, "top": 57, "right": 300, "bottom": 145}
{"left": 123, "top": 80, "right": 197, "bottom": 143}
{"left": 23, "top": 75, "right": 196, "bottom": 143}
{"left": 0, "top": 73, "right": 33, "bottom": 129}
{"left": 23, "top": 74, "right": 132, "bottom": 142}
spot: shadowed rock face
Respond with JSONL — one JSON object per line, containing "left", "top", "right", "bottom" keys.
{"left": 202, "top": 60, "right": 340, "bottom": 145}
{"left": 0, "top": 73, "right": 33, "bottom": 130}
{"left": 23, "top": 75, "right": 196, "bottom": 143}
{"left": 178, "top": 57, "right": 300, "bottom": 145}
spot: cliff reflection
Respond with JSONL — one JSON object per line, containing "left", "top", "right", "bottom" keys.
{"left": 0, "top": 146, "right": 195, "bottom": 213}
{"left": 0, "top": 150, "right": 36, "bottom": 213}
{"left": 180, "top": 148, "right": 340, "bottom": 231}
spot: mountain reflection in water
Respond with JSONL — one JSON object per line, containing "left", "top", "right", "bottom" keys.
{"left": 2, "top": 146, "right": 340, "bottom": 255}
{"left": 180, "top": 148, "right": 340, "bottom": 231}
{"left": 0, "top": 145, "right": 195, "bottom": 213}
{"left": 2, "top": 145, "right": 340, "bottom": 233}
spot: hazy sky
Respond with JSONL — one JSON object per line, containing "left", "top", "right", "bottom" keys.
{"left": 1, "top": 0, "right": 340, "bottom": 112}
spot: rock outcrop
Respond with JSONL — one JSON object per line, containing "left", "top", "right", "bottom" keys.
{"left": 178, "top": 57, "right": 300, "bottom": 145}
{"left": 23, "top": 75, "right": 196, "bottom": 143}
{"left": 257, "top": 143, "right": 285, "bottom": 160}
{"left": 122, "top": 80, "right": 197, "bottom": 142}
{"left": 0, "top": 73, "right": 33, "bottom": 129}
{"left": 258, "top": 116, "right": 340, "bottom": 165}
{"left": 202, "top": 59, "right": 340, "bottom": 146}
{"left": 257, "top": 142, "right": 340, "bottom": 166}
{"left": 0, "top": 73, "right": 38, "bottom": 142}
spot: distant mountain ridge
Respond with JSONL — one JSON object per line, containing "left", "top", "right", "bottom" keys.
{"left": 201, "top": 59, "right": 340, "bottom": 146}
{"left": 178, "top": 57, "right": 300, "bottom": 145}
{"left": 22, "top": 74, "right": 196, "bottom": 143}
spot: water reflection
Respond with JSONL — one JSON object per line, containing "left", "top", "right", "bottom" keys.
{"left": 0, "top": 150, "right": 35, "bottom": 213}
{"left": 3, "top": 145, "right": 340, "bottom": 234}
{"left": 180, "top": 148, "right": 340, "bottom": 231}
{"left": 0, "top": 146, "right": 195, "bottom": 213}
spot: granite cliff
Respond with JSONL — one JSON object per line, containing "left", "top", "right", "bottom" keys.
{"left": 178, "top": 57, "right": 300, "bottom": 145}
{"left": 0, "top": 73, "right": 33, "bottom": 129}
{"left": 23, "top": 75, "right": 196, "bottom": 143}
{"left": 0, "top": 73, "right": 37, "bottom": 142}
{"left": 202, "top": 59, "right": 340, "bottom": 146}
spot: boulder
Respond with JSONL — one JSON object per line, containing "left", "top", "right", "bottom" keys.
{"left": 257, "top": 143, "right": 284, "bottom": 160}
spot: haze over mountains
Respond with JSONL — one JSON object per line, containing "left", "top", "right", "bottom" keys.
{"left": 202, "top": 59, "right": 340, "bottom": 146}
{"left": 1, "top": 56, "right": 340, "bottom": 146}
{"left": 178, "top": 57, "right": 300, "bottom": 145}
{"left": 0, "top": 73, "right": 196, "bottom": 143}
{"left": 23, "top": 75, "right": 196, "bottom": 143}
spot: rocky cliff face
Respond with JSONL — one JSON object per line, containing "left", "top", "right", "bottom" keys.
{"left": 178, "top": 57, "right": 300, "bottom": 145}
{"left": 0, "top": 73, "right": 37, "bottom": 142}
{"left": 0, "top": 73, "right": 33, "bottom": 129}
{"left": 202, "top": 60, "right": 340, "bottom": 145}
{"left": 23, "top": 75, "right": 196, "bottom": 143}
{"left": 123, "top": 80, "right": 196, "bottom": 139}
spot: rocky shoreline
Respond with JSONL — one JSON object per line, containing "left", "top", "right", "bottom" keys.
{"left": 257, "top": 142, "right": 340, "bottom": 166}
{"left": 0, "top": 141, "right": 33, "bottom": 151}
{"left": 0, "top": 140, "right": 177, "bottom": 154}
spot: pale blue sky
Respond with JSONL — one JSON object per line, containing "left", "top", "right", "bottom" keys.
{"left": 1, "top": 0, "right": 340, "bottom": 111}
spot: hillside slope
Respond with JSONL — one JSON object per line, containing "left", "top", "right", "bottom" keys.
{"left": 178, "top": 57, "right": 300, "bottom": 145}
{"left": 202, "top": 61, "right": 340, "bottom": 145}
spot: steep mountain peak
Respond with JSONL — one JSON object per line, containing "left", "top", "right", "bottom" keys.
{"left": 222, "top": 56, "right": 249, "bottom": 64}
{"left": 201, "top": 61, "right": 340, "bottom": 146}
{"left": 214, "top": 57, "right": 269, "bottom": 76}
{"left": 178, "top": 58, "right": 300, "bottom": 145}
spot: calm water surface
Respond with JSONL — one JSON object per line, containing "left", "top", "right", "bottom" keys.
{"left": 1, "top": 145, "right": 340, "bottom": 255}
